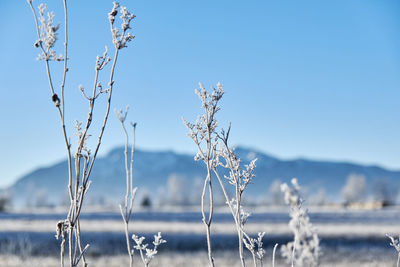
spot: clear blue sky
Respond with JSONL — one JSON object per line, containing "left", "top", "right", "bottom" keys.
{"left": 0, "top": 0, "right": 399, "bottom": 188}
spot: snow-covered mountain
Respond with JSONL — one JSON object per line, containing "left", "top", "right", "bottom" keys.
{"left": 6, "top": 147, "right": 400, "bottom": 207}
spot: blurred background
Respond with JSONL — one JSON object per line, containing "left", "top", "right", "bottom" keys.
{"left": 0, "top": 0, "right": 399, "bottom": 266}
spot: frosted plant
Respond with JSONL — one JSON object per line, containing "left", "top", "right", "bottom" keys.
{"left": 115, "top": 106, "right": 138, "bottom": 267}
{"left": 27, "top": 1, "right": 135, "bottom": 267}
{"left": 32, "top": 3, "right": 63, "bottom": 61}
{"left": 132, "top": 232, "right": 167, "bottom": 267}
{"left": 183, "top": 82, "right": 224, "bottom": 267}
{"left": 280, "top": 179, "right": 320, "bottom": 267}
{"left": 215, "top": 131, "right": 263, "bottom": 267}
{"left": 386, "top": 234, "right": 400, "bottom": 267}
{"left": 184, "top": 83, "right": 267, "bottom": 267}
{"left": 110, "top": 2, "right": 135, "bottom": 49}
{"left": 242, "top": 232, "right": 266, "bottom": 267}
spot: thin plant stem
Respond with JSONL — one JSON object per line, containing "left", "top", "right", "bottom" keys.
{"left": 60, "top": 234, "right": 66, "bottom": 267}
{"left": 60, "top": 0, "right": 74, "bottom": 215}
{"left": 74, "top": 48, "right": 119, "bottom": 226}
{"left": 251, "top": 253, "right": 256, "bottom": 267}
{"left": 291, "top": 241, "right": 296, "bottom": 267}
{"left": 68, "top": 226, "right": 73, "bottom": 267}
{"left": 116, "top": 110, "right": 136, "bottom": 267}
{"left": 213, "top": 168, "right": 255, "bottom": 267}
{"left": 71, "top": 62, "right": 101, "bottom": 225}
{"left": 124, "top": 220, "right": 133, "bottom": 267}
{"left": 207, "top": 177, "right": 214, "bottom": 266}
{"left": 138, "top": 247, "right": 147, "bottom": 267}
{"left": 197, "top": 121, "right": 216, "bottom": 267}
{"left": 205, "top": 103, "right": 215, "bottom": 267}
{"left": 219, "top": 138, "right": 246, "bottom": 267}
{"left": 212, "top": 170, "right": 252, "bottom": 241}
{"left": 236, "top": 181, "right": 245, "bottom": 267}
{"left": 201, "top": 171, "right": 215, "bottom": 267}
{"left": 86, "top": 49, "right": 119, "bottom": 179}
{"left": 129, "top": 124, "right": 136, "bottom": 216}
{"left": 272, "top": 243, "right": 278, "bottom": 267}
{"left": 122, "top": 121, "right": 130, "bottom": 209}
{"left": 75, "top": 220, "right": 87, "bottom": 267}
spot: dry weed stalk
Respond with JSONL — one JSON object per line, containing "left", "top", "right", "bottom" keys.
{"left": 115, "top": 106, "right": 137, "bottom": 267}
{"left": 184, "top": 83, "right": 266, "bottom": 267}
{"left": 216, "top": 130, "right": 261, "bottom": 267}
{"left": 27, "top": 1, "right": 135, "bottom": 266}
{"left": 183, "top": 83, "right": 224, "bottom": 267}
{"left": 115, "top": 107, "right": 166, "bottom": 266}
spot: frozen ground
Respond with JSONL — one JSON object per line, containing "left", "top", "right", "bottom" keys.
{"left": 0, "top": 250, "right": 397, "bottom": 267}
{"left": 2, "top": 206, "right": 400, "bottom": 236}
{"left": 0, "top": 208, "right": 399, "bottom": 266}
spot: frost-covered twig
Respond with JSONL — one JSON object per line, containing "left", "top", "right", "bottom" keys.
{"left": 183, "top": 83, "right": 224, "bottom": 267}
{"left": 115, "top": 106, "right": 138, "bottom": 267}
{"left": 386, "top": 234, "right": 400, "bottom": 267}
{"left": 185, "top": 83, "right": 267, "bottom": 267}
{"left": 216, "top": 130, "right": 259, "bottom": 266}
{"left": 242, "top": 231, "right": 266, "bottom": 267}
{"left": 132, "top": 232, "right": 167, "bottom": 267}
{"left": 280, "top": 179, "right": 320, "bottom": 267}
{"left": 27, "top": 1, "right": 135, "bottom": 267}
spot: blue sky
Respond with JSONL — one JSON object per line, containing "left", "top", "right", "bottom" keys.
{"left": 0, "top": 0, "right": 399, "bottom": 187}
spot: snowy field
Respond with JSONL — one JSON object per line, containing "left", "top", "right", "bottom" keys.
{"left": 0, "top": 207, "right": 400, "bottom": 266}
{"left": 0, "top": 250, "right": 396, "bottom": 267}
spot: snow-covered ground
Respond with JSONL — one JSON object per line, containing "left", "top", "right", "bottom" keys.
{"left": 0, "top": 219, "right": 399, "bottom": 238}
{"left": 1, "top": 206, "right": 400, "bottom": 237}
{"left": 0, "top": 208, "right": 399, "bottom": 266}
{"left": 0, "top": 250, "right": 396, "bottom": 267}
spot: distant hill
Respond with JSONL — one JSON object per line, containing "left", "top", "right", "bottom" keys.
{"left": 6, "top": 147, "right": 400, "bottom": 207}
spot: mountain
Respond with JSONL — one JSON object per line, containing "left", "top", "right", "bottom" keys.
{"left": 6, "top": 147, "right": 400, "bottom": 207}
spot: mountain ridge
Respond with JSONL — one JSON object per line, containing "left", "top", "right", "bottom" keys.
{"left": 6, "top": 146, "right": 400, "bottom": 207}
